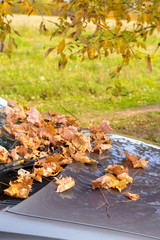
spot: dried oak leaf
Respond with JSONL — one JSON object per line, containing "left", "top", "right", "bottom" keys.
{"left": 4, "top": 169, "right": 33, "bottom": 199}
{"left": 123, "top": 152, "right": 149, "bottom": 168}
{"left": 54, "top": 176, "right": 75, "bottom": 193}
{"left": 0, "top": 146, "right": 11, "bottom": 164}
{"left": 125, "top": 192, "right": 139, "bottom": 201}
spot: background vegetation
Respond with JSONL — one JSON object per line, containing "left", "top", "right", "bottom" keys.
{"left": 0, "top": 15, "right": 160, "bottom": 144}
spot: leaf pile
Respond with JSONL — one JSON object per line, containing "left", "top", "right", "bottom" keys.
{"left": 0, "top": 101, "right": 149, "bottom": 200}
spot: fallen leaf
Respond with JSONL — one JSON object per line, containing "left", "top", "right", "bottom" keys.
{"left": 27, "top": 108, "right": 43, "bottom": 127}
{"left": 4, "top": 169, "right": 33, "bottom": 199}
{"left": 107, "top": 163, "right": 128, "bottom": 175}
{"left": 125, "top": 192, "right": 139, "bottom": 201}
{"left": 72, "top": 151, "right": 97, "bottom": 164}
{"left": 114, "top": 179, "right": 128, "bottom": 192}
{"left": 117, "top": 172, "right": 133, "bottom": 183}
{"left": 54, "top": 176, "right": 75, "bottom": 193}
{"left": 71, "top": 132, "right": 92, "bottom": 152}
{"left": 123, "top": 152, "right": 149, "bottom": 168}
{"left": 93, "top": 143, "right": 112, "bottom": 154}
{"left": 89, "top": 120, "right": 113, "bottom": 134}
{"left": 92, "top": 173, "right": 130, "bottom": 192}
{"left": 91, "top": 173, "right": 119, "bottom": 190}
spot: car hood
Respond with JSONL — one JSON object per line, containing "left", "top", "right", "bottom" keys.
{"left": 7, "top": 134, "right": 160, "bottom": 239}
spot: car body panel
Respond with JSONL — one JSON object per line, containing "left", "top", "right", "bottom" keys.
{"left": 4, "top": 135, "right": 160, "bottom": 240}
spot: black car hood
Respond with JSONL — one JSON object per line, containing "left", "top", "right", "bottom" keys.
{"left": 7, "top": 135, "right": 160, "bottom": 239}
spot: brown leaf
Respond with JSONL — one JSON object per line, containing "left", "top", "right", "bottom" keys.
{"left": 54, "top": 176, "right": 75, "bottom": 193}
{"left": 93, "top": 143, "right": 112, "bottom": 154}
{"left": 89, "top": 120, "right": 113, "bottom": 134}
{"left": 146, "top": 55, "right": 152, "bottom": 73}
{"left": 91, "top": 173, "right": 119, "bottom": 190}
{"left": 125, "top": 192, "right": 139, "bottom": 201}
{"left": 59, "top": 126, "right": 78, "bottom": 142}
{"left": 71, "top": 132, "right": 92, "bottom": 152}
{"left": 19, "top": 135, "right": 41, "bottom": 150}
{"left": 114, "top": 179, "right": 128, "bottom": 192}
{"left": 107, "top": 163, "right": 128, "bottom": 176}
{"left": 57, "top": 39, "right": 65, "bottom": 54}
{"left": 2, "top": 105, "right": 26, "bottom": 125}
{"left": 91, "top": 173, "right": 130, "bottom": 192}
{"left": 45, "top": 47, "right": 54, "bottom": 58}
{"left": 117, "top": 172, "right": 133, "bottom": 183}
{"left": 123, "top": 152, "right": 149, "bottom": 168}
{"left": 0, "top": 146, "right": 11, "bottom": 164}
{"left": 4, "top": 169, "right": 33, "bottom": 199}
{"left": 72, "top": 151, "right": 97, "bottom": 164}
{"left": 27, "top": 108, "right": 43, "bottom": 127}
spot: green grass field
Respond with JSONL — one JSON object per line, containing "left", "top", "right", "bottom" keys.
{"left": 0, "top": 15, "right": 160, "bottom": 144}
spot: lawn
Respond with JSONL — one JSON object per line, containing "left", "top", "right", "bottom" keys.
{"left": 0, "top": 15, "right": 160, "bottom": 143}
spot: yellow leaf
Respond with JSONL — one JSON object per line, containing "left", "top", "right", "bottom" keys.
{"left": 87, "top": 46, "right": 95, "bottom": 60}
{"left": 57, "top": 39, "right": 65, "bottom": 54}
{"left": 157, "top": 21, "right": 160, "bottom": 32}
{"left": 114, "top": 179, "right": 128, "bottom": 192}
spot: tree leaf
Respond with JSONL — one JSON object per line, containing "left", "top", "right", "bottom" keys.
{"left": 45, "top": 47, "right": 54, "bottom": 58}
{"left": 57, "top": 39, "right": 65, "bottom": 54}
{"left": 146, "top": 55, "right": 152, "bottom": 73}
{"left": 87, "top": 46, "right": 95, "bottom": 60}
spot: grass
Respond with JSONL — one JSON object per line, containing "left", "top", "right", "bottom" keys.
{"left": 0, "top": 15, "right": 160, "bottom": 143}
{"left": 111, "top": 111, "right": 160, "bottom": 144}
{"left": 83, "top": 111, "right": 160, "bottom": 145}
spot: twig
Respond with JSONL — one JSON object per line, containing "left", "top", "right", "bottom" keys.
{"left": 0, "top": 182, "right": 9, "bottom": 187}
{"left": 131, "top": 168, "right": 141, "bottom": 178}
{"left": 98, "top": 187, "right": 111, "bottom": 218}
{"left": 98, "top": 187, "right": 110, "bottom": 206}
{"left": 60, "top": 105, "right": 81, "bottom": 122}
